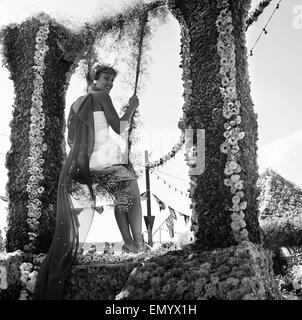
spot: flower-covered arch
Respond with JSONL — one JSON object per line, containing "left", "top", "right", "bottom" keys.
{"left": 0, "top": 0, "right": 261, "bottom": 256}
{"left": 0, "top": 0, "right": 286, "bottom": 301}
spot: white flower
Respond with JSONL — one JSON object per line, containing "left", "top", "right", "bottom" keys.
{"left": 224, "top": 167, "right": 233, "bottom": 175}
{"left": 37, "top": 186, "right": 44, "bottom": 194}
{"left": 36, "top": 37, "right": 43, "bottom": 44}
{"left": 232, "top": 195, "right": 241, "bottom": 204}
{"left": 224, "top": 179, "right": 231, "bottom": 186}
{"left": 239, "top": 201, "right": 247, "bottom": 210}
{"left": 235, "top": 115, "right": 242, "bottom": 124}
{"left": 228, "top": 136, "right": 238, "bottom": 145}
{"left": 231, "top": 221, "right": 241, "bottom": 231}
{"left": 240, "top": 229, "right": 249, "bottom": 239}
{"left": 236, "top": 191, "right": 244, "bottom": 198}
{"left": 222, "top": 108, "right": 232, "bottom": 119}
{"left": 223, "top": 130, "right": 232, "bottom": 138}
{"left": 220, "top": 141, "right": 230, "bottom": 154}
{"left": 239, "top": 220, "right": 246, "bottom": 228}
{"left": 234, "top": 180, "right": 244, "bottom": 190}
{"left": 232, "top": 203, "right": 240, "bottom": 212}
{"left": 230, "top": 174, "right": 240, "bottom": 183}
{"left": 238, "top": 132, "right": 245, "bottom": 139}
{"left": 231, "top": 212, "right": 241, "bottom": 221}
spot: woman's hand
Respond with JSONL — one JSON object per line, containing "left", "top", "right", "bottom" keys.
{"left": 128, "top": 94, "right": 139, "bottom": 109}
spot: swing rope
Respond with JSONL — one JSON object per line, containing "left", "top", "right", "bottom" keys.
{"left": 127, "top": 8, "right": 149, "bottom": 164}
{"left": 133, "top": 10, "right": 149, "bottom": 95}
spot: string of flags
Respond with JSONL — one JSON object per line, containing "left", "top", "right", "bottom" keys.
{"left": 140, "top": 191, "right": 190, "bottom": 238}
{"left": 150, "top": 170, "right": 190, "bottom": 198}
{"left": 249, "top": 0, "right": 282, "bottom": 57}
{"left": 0, "top": 196, "right": 7, "bottom": 202}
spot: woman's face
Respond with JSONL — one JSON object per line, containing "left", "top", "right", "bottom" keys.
{"left": 95, "top": 72, "right": 115, "bottom": 93}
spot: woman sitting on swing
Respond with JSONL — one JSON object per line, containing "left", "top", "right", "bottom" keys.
{"left": 33, "top": 64, "right": 145, "bottom": 300}
{"left": 86, "top": 64, "right": 144, "bottom": 253}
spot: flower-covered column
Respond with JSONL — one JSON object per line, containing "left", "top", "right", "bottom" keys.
{"left": 169, "top": 0, "right": 261, "bottom": 249}
{"left": 1, "top": 13, "right": 86, "bottom": 254}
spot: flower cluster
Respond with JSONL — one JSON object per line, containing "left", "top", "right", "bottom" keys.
{"left": 216, "top": 0, "right": 249, "bottom": 243}
{"left": 19, "top": 262, "right": 38, "bottom": 299}
{"left": 246, "top": 0, "right": 273, "bottom": 30}
{"left": 182, "top": 125, "right": 205, "bottom": 176}
{"left": 0, "top": 264, "right": 7, "bottom": 289}
{"left": 25, "top": 23, "right": 50, "bottom": 248}
{"left": 145, "top": 132, "right": 185, "bottom": 169}
{"left": 291, "top": 265, "right": 302, "bottom": 291}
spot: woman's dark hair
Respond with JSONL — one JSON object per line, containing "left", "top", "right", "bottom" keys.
{"left": 91, "top": 64, "right": 118, "bottom": 81}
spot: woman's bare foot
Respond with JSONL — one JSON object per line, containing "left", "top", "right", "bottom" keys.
{"left": 122, "top": 240, "right": 138, "bottom": 253}
{"left": 134, "top": 235, "right": 151, "bottom": 252}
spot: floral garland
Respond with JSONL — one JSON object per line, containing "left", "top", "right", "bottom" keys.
{"left": 145, "top": 132, "right": 185, "bottom": 169}
{"left": 19, "top": 252, "right": 45, "bottom": 300}
{"left": 246, "top": 0, "right": 273, "bottom": 30}
{"left": 25, "top": 21, "right": 50, "bottom": 250}
{"left": 19, "top": 262, "right": 37, "bottom": 300}
{"left": 216, "top": 0, "right": 249, "bottom": 243}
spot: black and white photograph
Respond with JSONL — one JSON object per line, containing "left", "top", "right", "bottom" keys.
{"left": 0, "top": 0, "right": 302, "bottom": 306}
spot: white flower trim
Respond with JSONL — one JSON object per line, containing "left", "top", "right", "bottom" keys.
{"left": 26, "top": 23, "right": 50, "bottom": 244}
{"left": 19, "top": 262, "right": 38, "bottom": 300}
{"left": 145, "top": 132, "right": 185, "bottom": 169}
{"left": 216, "top": 0, "right": 249, "bottom": 243}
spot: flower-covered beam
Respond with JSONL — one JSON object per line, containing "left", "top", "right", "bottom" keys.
{"left": 90, "top": 0, "right": 167, "bottom": 36}
{"left": 169, "top": 0, "right": 261, "bottom": 249}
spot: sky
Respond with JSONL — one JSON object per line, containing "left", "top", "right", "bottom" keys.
{"left": 0, "top": 0, "right": 301, "bottom": 242}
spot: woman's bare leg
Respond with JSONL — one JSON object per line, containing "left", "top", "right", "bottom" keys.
{"left": 114, "top": 206, "right": 133, "bottom": 244}
{"left": 126, "top": 179, "right": 143, "bottom": 245}
{"left": 114, "top": 178, "right": 143, "bottom": 252}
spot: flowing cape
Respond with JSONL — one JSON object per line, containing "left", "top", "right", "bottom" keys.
{"left": 33, "top": 94, "right": 96, "bottom": 300}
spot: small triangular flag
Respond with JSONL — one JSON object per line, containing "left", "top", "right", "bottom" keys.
{"left": 168, "top": 206, "right": 177, "bottom": 220}
{"left": 153, "top": 194, "right": 166, "bottom": 211}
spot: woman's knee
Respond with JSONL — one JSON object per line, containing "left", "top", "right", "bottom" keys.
{"left": 127, "top": 180, "right": 141, "bottom": 204}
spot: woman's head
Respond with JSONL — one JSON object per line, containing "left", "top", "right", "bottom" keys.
{"left": 90, "top": 64, "right": 118, "bottom": 94}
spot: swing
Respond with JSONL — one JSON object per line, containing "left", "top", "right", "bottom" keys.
{"left": 69, "top": 12, "right": 149, "bottom": 214}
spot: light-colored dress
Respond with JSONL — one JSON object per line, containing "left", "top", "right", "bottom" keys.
{"left": 89, "top": 111, "right": 123, "bottom": 170}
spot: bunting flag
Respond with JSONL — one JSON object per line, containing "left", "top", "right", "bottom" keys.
{"left": 165, "top": 214, "right": 174, "bottom": 238}
{"left": 0, "top": 196, "right": 7, "bottom": 202}
{"left": 178, "top": 211, "right": 190, "bottom": 225}
{"left": 142, "top": 191, "right": 189, "bottom": 226}
{"left": 140, "top": 192, "right": 147, "bottom": 201}
{"left": 168, "top": 206, "right": 177, "bottom": 220}
{"left": 95, "top": 206, "right": 104, "bottom": 215}
{"left": 152, "top": 194, "right": 166, "bottom": 211}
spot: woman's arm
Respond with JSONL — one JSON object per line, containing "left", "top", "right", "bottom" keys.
{"left": 93, "top": 91, "right": 138, "bottom": 134}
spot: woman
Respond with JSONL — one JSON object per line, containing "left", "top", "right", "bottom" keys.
{"left": 33, "top": 64, "right": 144, "bottom": 300}
{"left": 87, "top": 64, "right": 144, "bottom": 253}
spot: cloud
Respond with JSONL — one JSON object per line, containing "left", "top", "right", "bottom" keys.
{"left": 258, "top": 130, "right": 302, "bottom": 187}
